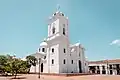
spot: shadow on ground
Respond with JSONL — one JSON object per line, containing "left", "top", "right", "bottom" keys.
{"left": 9, "top": 77, "right": 27, "bottom": 80}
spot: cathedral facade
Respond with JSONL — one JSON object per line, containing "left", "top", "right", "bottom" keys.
{"left": 30, "top": 10, "right": 88, "bottom": 74}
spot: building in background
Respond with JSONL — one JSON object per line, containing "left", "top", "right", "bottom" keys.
{"left": 30, "top": 9, "right": 88, "bottom": 74}
{"left": 88, "top": 59, "right": 120, "bottom": 75}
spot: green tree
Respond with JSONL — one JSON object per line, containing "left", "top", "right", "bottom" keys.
{"left": 0, "top": 54, "right": 30, "bottom": 78}
{"left": 0, "top": 54, "right": 16, "bottom": 75}
{"left": 0, "top": 55, "right": 7, "bottom": 65}
{"left": 0, "top": 55, "right": 8, "bottom": 73}
{"left": 19, "top": 60, "right": 29, "bottom": 73}
{"left": 4, "top": 58, "right": 29, "bottom": 78}
{"left": 26, "top": 55, "right": 37, "bottom": 73}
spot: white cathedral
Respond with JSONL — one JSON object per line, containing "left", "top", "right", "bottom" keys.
{"left": 30, "top": 9, "right": 88, "bottom": 74}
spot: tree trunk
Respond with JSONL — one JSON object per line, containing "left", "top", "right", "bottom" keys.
{"left": 12, "top": 72, "right": 14, "bottom": 76}
{"left": 14, "top": 71, "right": 17, "bottom": 79}
{"left": 28, "top": 68, "right": 30, "bottom": 74}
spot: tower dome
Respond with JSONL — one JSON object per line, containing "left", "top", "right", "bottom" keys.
{"left": 40, "top": 41, "right": 47, "bottom": 47}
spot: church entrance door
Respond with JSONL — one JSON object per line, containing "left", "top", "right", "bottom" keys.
{"left": 41, "top": 63, "right": 43, "bottom": 72}
{"left": 78, "top": 60, "right": 82, "bottom": 73}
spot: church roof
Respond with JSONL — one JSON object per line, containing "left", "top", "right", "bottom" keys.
{"left": 40, "top": 41, "right": 47, "bottom": 46}
{"left": 75, "top": 43, "right": 81, "bottom": 46}
{"left": 31, "top": 52, "right": 46, "bottom": 59}
{"left": 88, "top": 59, "right": 120, "bottom": 64}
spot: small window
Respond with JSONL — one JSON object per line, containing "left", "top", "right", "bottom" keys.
{"left": 97, "top": 66, "right": 99, "bottom": 69}
{"left": 52, "top": 48, "right": 54, "bottom": 53}
{"left": 64, "top": 48, "right": 66, "bottom": 53}
{"left": 62, "top": 13, "right": 64, "bottom": 16}
{"left": 52, "top": 59, "right": 54, "bottom": 64}
{"left": 102, "top": 66, "right": 105, "bottom": 69}
{"left": 63, "top": 28, "right": 65, "bottom": 35}
{"left": 52, "top": 27, "right": 55, "bottom": 34}
{"left": 44, "top": 56, "right": 46, "bottom": 59}
{"left": 42, "top": 48, "right": 45, "bottom": 52}
{"left": 70, "top": 54, "right": 71, "bottom": 56}
{"left": 109, "top": 65, "right": 112, "bottom": 69}
{"left": 39, "top": 48, "right": 40, "bottom": 52}
{"left": 63, "top": 59, "right": 66, "bottom": 64}
{"left": 71, "top": 60, "right": 73, "bottom": 64}
{"left": 54, "top": 13, "right": 56, "bottom": 16}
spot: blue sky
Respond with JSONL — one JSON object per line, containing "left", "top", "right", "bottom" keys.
{"left": 0, "top": 0, "right": 120, "bottom": 61}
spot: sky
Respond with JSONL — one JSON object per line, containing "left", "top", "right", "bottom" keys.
{"left": 0, "top": 0, "right": 120, "bottom": 61}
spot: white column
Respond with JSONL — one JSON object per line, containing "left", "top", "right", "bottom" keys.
{"left": 113, "top": 70, "right": 115, "bottom": 75}
{"left": 100, "top": 65, "right": 102, "bottom": 74}
{"left": 113, "top": 70, "right": 117, "bottom": 75}
{"left": 105, "top": 65, "right": 108, "bottom": 75}
{"left": 95, "top": 66, "right": 97, "bottom": 74}
{"left": 112, "top": 65, "right": 117, "bottom": 75}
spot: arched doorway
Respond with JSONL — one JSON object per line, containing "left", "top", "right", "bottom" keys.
{"left": 102, "top": 70, "right": 106, "bottom": 74}
{"left": 78, "top": 60, "right": 82, "bottom": 73}
{"left": 110, "top": 70, "right": 113, "bottom": 75}
{"left": 41, "top": 63, "right": 43, "bottom": 72}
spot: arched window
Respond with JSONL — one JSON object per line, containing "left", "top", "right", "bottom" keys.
{"left": 62, "top": 13, "right": 64, "bottom": 16}
{"left": 52, "top": 27, "right": 55, "bottom": 34}
{"left": 63, "top": 27, "right": 65, "bottom": 35}
{"left": 52, "top": 48, "right": 54, "bottom": 53}
{"left": 71, "top": 60, "right": 73, "bottom": 64}
{"left": 39, "top": 48, "right": 40, "bottom": 52}
{"left": 54, "top": 13, "right": 56, "bottom": 16}
{"left": 52, "top": 23, "right": 55, "bottom": 34}
{"left": 44, "top": 56, "right": 46, "bottom": 59}
{"left": 64, "top": 48, "right": 66, "bottom": 53}
{"left": 63, "top": 59, "right": 66, "bottom": 64}
{"left": 52, "top": 59, "right": 54, "bottom": 64}
{"left": 42, "top": 48, "right": 45, "bottom": 52}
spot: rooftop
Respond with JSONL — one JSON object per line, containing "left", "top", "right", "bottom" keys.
{"left": 88, "top": 59, "right": 120, "bottom": 64}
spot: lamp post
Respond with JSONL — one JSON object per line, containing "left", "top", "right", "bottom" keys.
{"left": 107, "top": 59, "right": 109, "bottom": 75}
{"left": 38, "top": 58, "right": 41, "bottom": 78}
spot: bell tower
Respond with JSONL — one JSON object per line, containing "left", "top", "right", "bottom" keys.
{"left": 48, "top": 6, "right": 69, "bottom": 39}
{"left": 46, "top": 6, "right": 70, "bottom": 73}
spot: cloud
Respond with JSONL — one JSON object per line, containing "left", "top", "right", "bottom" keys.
{"left": 110, "top": 39, "right": 120, "bottom": 46}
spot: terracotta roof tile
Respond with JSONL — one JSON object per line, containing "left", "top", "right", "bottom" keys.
{"left": 88, "top": 59, "right": 120, "bottom": 64}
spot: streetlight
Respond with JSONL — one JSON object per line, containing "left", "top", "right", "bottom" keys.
{"left": 35, "top": 52, "right": 46, "bottom": 78}
{"left": 38, "top": 58, "right": 41, "bottom": 78}
{"left": 106, "top": 59, "right": 109, "bottom": 75}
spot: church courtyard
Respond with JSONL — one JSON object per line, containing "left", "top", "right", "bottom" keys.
{"left": 1, "top": 74, "right": 120, "bottom": 80}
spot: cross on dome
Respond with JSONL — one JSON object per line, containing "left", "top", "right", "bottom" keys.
{"left": 56, "top": 4, "right": 60, "bottom": 12}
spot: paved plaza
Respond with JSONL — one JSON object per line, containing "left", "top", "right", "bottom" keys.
{"left": 1, "top": 74, "right": 120, "bottom": 80}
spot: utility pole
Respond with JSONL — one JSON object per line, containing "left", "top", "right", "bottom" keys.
{"left": 38, "top": 58, "right": 41, "bottom": 78}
